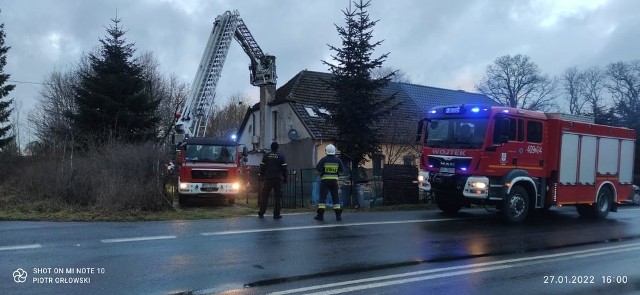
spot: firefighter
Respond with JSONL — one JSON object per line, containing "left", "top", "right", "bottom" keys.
{"left": 315, "top": 144, "right": 345, "bottom": 221}
{"left": 258, "top": 142, "right": 288, "bottom": 219}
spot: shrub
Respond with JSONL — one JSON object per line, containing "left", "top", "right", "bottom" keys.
{"left": 10, "top": 141, "right": 173, "bottom": 212}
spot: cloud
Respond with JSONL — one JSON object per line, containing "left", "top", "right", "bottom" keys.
{"left": 510, "top": 0, "right": 608, "bottom": 28}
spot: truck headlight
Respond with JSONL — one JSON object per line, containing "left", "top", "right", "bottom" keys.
{"left": 471, "top": 182, "right": 487, "bottom": 189}
{"left": 418, "top": 175, "right": 425, "bottom": 182}
{"left": 179, "top": 182, "right": 189, "bottom": 190}
{"left": 232, "top": 182, "right": 240, "bottom": 190}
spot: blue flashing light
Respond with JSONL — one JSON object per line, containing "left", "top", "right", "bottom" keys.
{"left": 231, "top": 134, "right": 237, "bottom": 141}
{"left": 428, "top": 164, "right": 434, "bottom": 168}
{"left": 429, "top": 109, "right": 437, "bottom": 114}
{"left": 460, "top": 167, "right": 467, "bottom": 171}
{"left": 502, "top": 110, "right": 509, "bottom": 113}
{"left": 470, "top": 107, "right": 480, "bottom": 113}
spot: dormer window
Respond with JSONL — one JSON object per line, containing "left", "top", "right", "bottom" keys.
{"left": 305, "top": 106, "right": 319, "bottom": 117}
{"left": 304, "top": 106, "right": 330, "bottom": 117}
{"left": 317, "top": 108, "right": 331, "bottom": 116}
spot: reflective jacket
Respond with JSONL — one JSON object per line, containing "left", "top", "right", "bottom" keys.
{"left": 316, "top": 155, "right": 345, "bottom": 180}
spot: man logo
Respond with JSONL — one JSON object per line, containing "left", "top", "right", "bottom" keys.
{"left": 13, "top": 268, "right": 28, "bottom": 283}
{"left": 440, "top": 161, "right": 455, "bottom": 167}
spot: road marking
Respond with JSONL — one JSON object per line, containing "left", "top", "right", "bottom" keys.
{"left": 201, "top": 218, "right": 464, "bottom": 236}
{"left": 268, "top": 242, "right": 640, "bottom": 295}
{"left": 0, "top": 244, "right": 42, "bottom": 251}
{"left": 100, "top": 235, "right": 177, "bottom": 243}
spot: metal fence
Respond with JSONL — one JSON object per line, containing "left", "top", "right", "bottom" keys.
{"left": 256, "top": 165, "right": 418, "bottom": 209}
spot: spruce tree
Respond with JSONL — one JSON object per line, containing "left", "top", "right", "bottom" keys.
{"left": 322, "top": 0, "right": 395, "bottom": 168}
{"left": 0, "top": 11, "right": 16, "bottom": 150}
{"left": 69, "top": 17, "right": 160, "bottom": 143}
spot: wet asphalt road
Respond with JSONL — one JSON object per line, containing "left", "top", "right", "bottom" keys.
{"left": 2, "top": 205, "right": 640, "bottom": 295}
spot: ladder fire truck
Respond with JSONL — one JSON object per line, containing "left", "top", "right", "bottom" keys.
{"left": 416, "top": 104, "right": 636, "bottom": 223}
{"left": 173, "top": 10, "right": 276, "bottom": 205}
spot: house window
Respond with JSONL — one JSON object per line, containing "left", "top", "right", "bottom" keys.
{"left": 317, "top": 108, "right": 331, "bottom": 116}
{"left": 272, "top": 111, "right": 278, "bottom": 140}
{"left": 305, "top": 107, "right": 319, "bottom": 117}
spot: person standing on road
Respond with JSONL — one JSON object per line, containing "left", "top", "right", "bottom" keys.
{"left": 315, "top": 144, "right": 345, "bottom": 221}
{"left": 259, "top": 142, "right": 288, "bottom": 219}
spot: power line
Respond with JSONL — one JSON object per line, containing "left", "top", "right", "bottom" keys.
{"left": 8, "top": 80, "right": 53, "bottom": 86}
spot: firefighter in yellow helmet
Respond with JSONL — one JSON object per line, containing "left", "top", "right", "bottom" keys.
{"left": 315, "top": 144, "right": 345, "bottom": 221}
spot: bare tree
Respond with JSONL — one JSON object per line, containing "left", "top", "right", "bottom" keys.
{"left": 606, "top": 60, "right": 640, "bottom": 131}
{"left": 476, "top": 54, "right": 557, "bottom": 111}
{"left": 382, "top": 139, "right": 420, "bottom": 165}
{"left": 155, "top": 74, "right": 188, "bottom": 145}
{"left": 139, "top": 52, "right": 188, "bottom": 145}
{"left": 28, "top": 67, "right": 80, "bottom": 152}
{"left": 559, "top": 65, "right": 612, "bottom": 123}
{"left": 561, "top": 66, "right": 587, "bottom": 115}
{"left": 580, "top": 66, "right": 611, "bottom": 122}
{"left": 205, "top": 93, "right": 251, "bottom": 139}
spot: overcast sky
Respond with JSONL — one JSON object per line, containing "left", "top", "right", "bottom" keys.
{"left": 2, "top": 0, "right": 640, "bottom": 145}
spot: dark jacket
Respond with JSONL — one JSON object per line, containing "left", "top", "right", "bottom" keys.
{"left": 260, "top": 151, "right": 288, "bottom": 180}
{"left": 316, "top": 155, "right": 345, "bottom": 180}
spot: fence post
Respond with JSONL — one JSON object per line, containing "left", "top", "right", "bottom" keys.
{"left": 300, "top": 169, "right": 304, "bottom": 208}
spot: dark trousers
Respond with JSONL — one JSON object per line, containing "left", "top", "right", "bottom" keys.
{"left": 319, "top": 179, "right": 340, "bottom": 206}
{"left": 259, "top": 178, "right": 283, "bottom": 216}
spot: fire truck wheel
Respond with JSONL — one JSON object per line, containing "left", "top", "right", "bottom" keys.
{"left": 435, "top": 193, "right": 462, "bottom": 215}
{"left": 227, "top": 197, "right": 236, "bottom": 205}
{"left": 632, "top": 193, "right": 640, "bottom": 205}
{"left": 178, "top": 194, "right": 189, "bottom": 205}
{"left": 502, "top": 186, "right": 529, "bottom": 223}
{"left": 576, "top": 204, "right": 592, "bottom": 217}
{"left": 593, "top": 188, "right": 612, "bottom": 219}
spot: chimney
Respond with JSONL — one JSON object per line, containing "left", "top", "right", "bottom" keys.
{"left": 259, "top": 84, "right": 276, "bottom": 150}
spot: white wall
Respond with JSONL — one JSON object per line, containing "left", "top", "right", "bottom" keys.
{"left": 238, "top": 103, "right": 312, "bottom": 153}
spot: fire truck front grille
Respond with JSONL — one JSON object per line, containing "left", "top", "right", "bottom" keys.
{"left": 191, "top": 170, "right": 228, "bottom": 179}
{"left": 428, "top": 156, "right": 472, "bottom": 171}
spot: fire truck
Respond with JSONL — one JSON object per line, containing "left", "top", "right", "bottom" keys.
{"left": 415, "top": 104, "right": 636, "bottom": 223}
{"left": 175, "top": 137, "right": 248, "bottom": 204}
{"left": 173, "top": 10, "right": 276, "bottom": 205}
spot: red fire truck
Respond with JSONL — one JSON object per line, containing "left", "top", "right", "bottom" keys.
{"left": 175, "top": 137, "right": 248, "bottom": 205}
{"left": 416, "top": 104, "right": 636, "bottom": 223}
{"left": 171, "top": 10, "right": 272, "bottom": 205}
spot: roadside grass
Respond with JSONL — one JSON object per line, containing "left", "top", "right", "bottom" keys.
{"left": 0, "top": 189, "right": 434, "bottom": 222}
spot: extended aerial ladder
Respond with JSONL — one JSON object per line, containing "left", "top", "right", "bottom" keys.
{"left": 174, "top": 10, "right": 276, "bottom": 142}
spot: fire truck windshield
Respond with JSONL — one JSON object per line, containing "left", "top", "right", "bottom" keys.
{"left": 425, "top": 118, "right": 488, "bottom": 149}
{"left": 184, "top": 144, "right": 236, "bottom": 163}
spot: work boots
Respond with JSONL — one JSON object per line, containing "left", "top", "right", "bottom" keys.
{"left": 335, "top": 209, "right": 343, "bottom": 221}
{"left": 314, "top": 208, "right": 325, "bottom": 221}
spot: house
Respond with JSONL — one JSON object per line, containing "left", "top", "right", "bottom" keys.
{"left": 237, "top": 70, "right": 498, "bottom": 170}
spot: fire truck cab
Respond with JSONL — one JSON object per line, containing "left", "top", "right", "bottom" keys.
{"left": 416, "top": 104, "right": 636, "bottom": 223}
{"left": 176, "top": 137, "right": 248, "bottom": 205}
